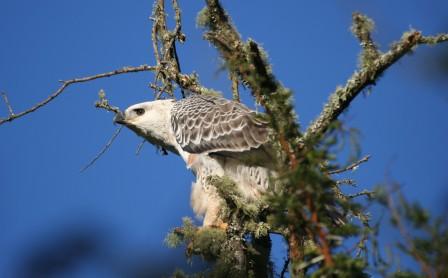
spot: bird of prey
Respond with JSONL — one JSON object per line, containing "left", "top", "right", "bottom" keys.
{"left": 114, "top": 94, "right": 276, "bottom": 226}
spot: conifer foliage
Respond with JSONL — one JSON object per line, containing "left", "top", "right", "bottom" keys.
{"left": 160, "top": 1, "right": 448, "bottom": 277}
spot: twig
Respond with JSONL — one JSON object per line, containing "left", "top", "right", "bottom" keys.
{"left": 347, "top": 189, "right": 374, "bottom": 199}
{"left": 80, "top": 126, "right": 123, "bottom": 172}
{"left": 0, "top": 65, "right": 156, "bottom": 126}
{"left": 280, "top": 257, "right": 290, "bottom": 278}
{"left": 328, "top": 155, "right": 371, "bottom": 175}
{"left": 297, "top": 255, "right": 325, "bottom": 271}
{"left": 95, "top": 102, "right": 121, "bottom": 114}
{"left": 154, "top": 84, "right": 170, "bottom": 100}
{"left": 1, "top": 92, "right": 14, "bottom": 116}
{"left": 336, "top": 178, "right": 357, "bottom": 186}
{"left": 350, "top": 219, "right": 371, "bottom": 258}
{"left": 171, "top": 0, "right": 185, "bottom": 98}
{"left": 95, "top": 89, "right": 121, "bottom": 114}
{"left": 351, "top": 12, "right": 381, "bottom": 66}
{"left": 136, "top": 140, "right": 145, "bottom": 155}
{"left": 418, "top": 33, "right": 448, "bottom": 44}
{"left": 151, "top": 1, "right": 164, "bottom": 96}
{"left": 386, "top": 187, "right": 434, "bottom": 278}
{"left": 172, "top": 0, "right": 183, "bottom": 42}
{"left": 172, "top": 43, "right": 185, "bottom": 98}
{"left": 354, "top": 235, "right": 368, "bottom": 258}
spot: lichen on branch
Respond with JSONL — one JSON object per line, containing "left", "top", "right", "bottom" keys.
{"left": 302, "top": 23, "right": 448, "bottom": 146}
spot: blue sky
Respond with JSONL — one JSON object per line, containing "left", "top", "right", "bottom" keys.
{"left": 1, "top": 0, "right": 447, "bottom": 277}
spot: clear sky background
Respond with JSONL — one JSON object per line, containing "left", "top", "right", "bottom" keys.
{"left": 1, "top": 1, "right": 447, "bottom": 277}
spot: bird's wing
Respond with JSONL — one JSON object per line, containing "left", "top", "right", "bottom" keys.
{"left": 171, "top": 94, "right": 270, "bottom": 154}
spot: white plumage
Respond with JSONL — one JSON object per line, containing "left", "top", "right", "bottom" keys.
{"left": 114, "top": 94, "right": 275, "bottom": 226}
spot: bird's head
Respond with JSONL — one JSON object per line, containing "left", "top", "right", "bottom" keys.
{"left": 114, "top": 99, "right": 177, "bottom": 150}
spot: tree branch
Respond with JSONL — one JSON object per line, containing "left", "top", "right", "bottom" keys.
{"left": 301, "top": 29, "right": 448, "bottom": 145}
{"left": 80, "top": 126, "right": 123, "bottom": 172}
{"left": 418, "top": 33, "right": 448, "bottom": 44}
{"left": 201, "top": 0, "right": 336, "bottom": 273}
{"left": 151, "top": 0, "right": 187, "bottom": 99}
{"left": 0, "top": 65, "right": 156, "bottom": 126}
{"left": 328, "top": 155, "right": 371, "bottom": 175}
{"left": 351, "top": 12, "right": 381, "bottom": 68}
{"left": 201, "top": 0, "right": 301, "bottom": 167}
{"left": 0, "top": 59, "right": 214, "bottom": 127}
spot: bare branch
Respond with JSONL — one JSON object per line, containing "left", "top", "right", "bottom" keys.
{"left": 80, "top": 126, "right": 123, "bottom": 172}
{"left": 301, "top": 30, "right": 448, "bottom": 145}
{"left": 79, "top": 90, "right": 123, "bottom": 172}
{"left": 0, "top": 65, "right": 156, "bottom": 126}
{"left": 328, "top": 155, "right": 371, "bottom": 175}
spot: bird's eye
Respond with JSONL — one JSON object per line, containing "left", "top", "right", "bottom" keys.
{"left": 134, "top": 108, "right": 145, "bottom": 116}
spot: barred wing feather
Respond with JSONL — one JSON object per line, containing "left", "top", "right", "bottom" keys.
{"left": 171, "top": 95, "right": 269, "bottom": 154}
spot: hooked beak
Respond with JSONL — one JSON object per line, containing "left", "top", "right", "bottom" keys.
{"left": 113, "top": 111, "right": 127, "bottom": 125}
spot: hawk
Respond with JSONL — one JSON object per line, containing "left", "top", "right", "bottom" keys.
{"left": 114, "top": 94, "right": 276, "bottom": 226}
